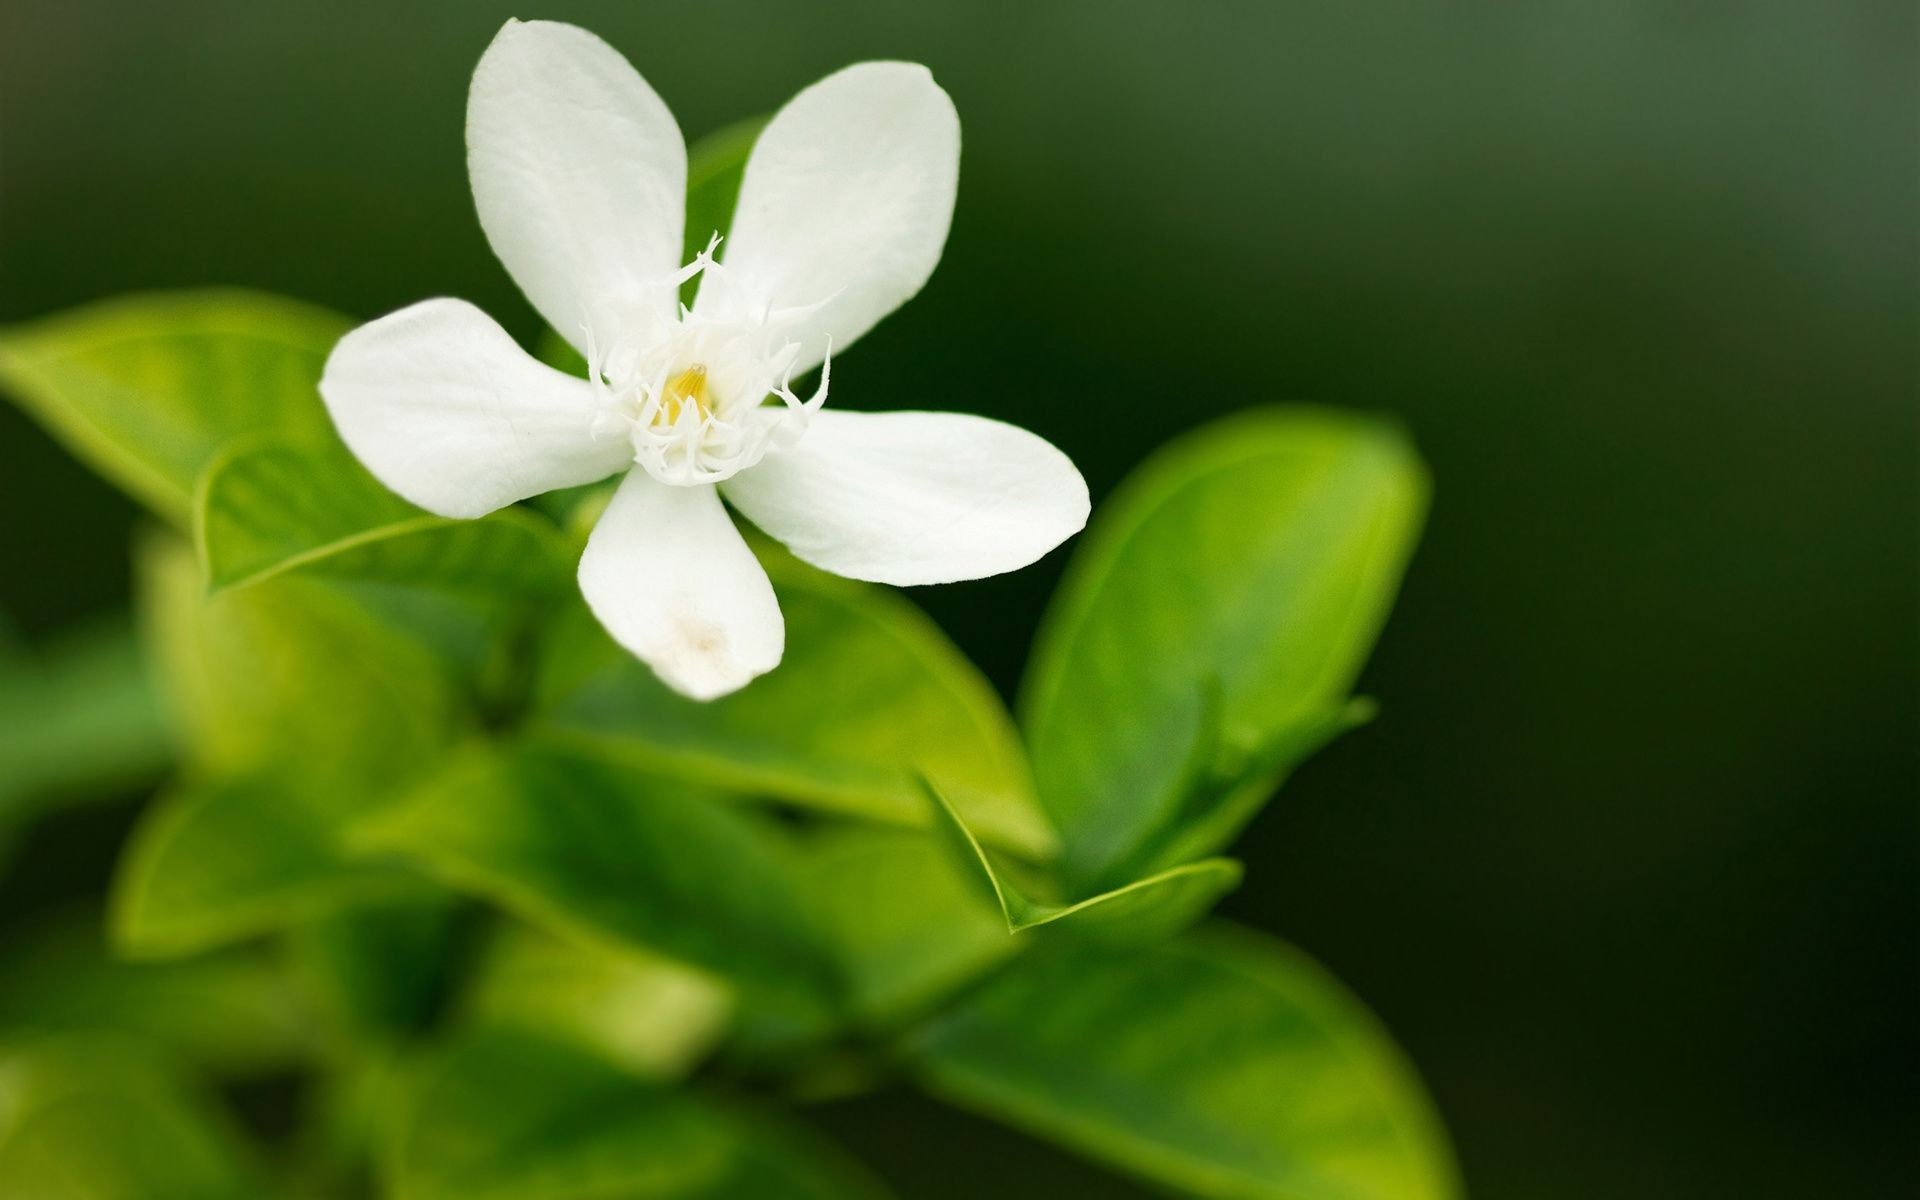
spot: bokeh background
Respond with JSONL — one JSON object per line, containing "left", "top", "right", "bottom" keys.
{"left": 2, "top": 2, "right": 1914, "bottom": 1196}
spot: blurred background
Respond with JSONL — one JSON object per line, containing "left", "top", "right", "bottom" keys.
{"left": 1, "top": 1, "right": 1913, "bottom": 1196}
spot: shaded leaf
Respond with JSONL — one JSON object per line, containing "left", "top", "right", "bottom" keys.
{"left": 110, "top": 773, "right": 427, "bottom": 960}
{"left": 137, "top": 532, "right": 467, "bottom": 778}
{"left": 1021, "top": 407, "right": 1428, "bottom": 889}
{"left": 353, "top": 740, "right": 838, "bottom": 1024}
{"left": 0, "top": 290, "right": 347, "bottom": 523}
{"left": 386, "top": 1031, "right": 887, "bottom": 1200}
{"left": 911, "top": 925, "right": 1460, "bottom": 1200}
{"left": 799, "top": 827, "right": 1019, "bottom": 1027}
{"left": 0, "top": 912, "right": 311, "bottom": 1078}
{"left": 0, "top": 619, "right": 169, "bottom": 864}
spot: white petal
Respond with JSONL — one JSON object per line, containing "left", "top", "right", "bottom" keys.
{"left": 320, "top": 298, "right": 630, "bottom": 519}
{"left": 468, "top": 19, "right": 686, "bottom": 355}
{"left": 722, "top": 410, "right": 1089, "bottom": 587}
{"left": 579, "top": 472, "right": 785, "bottom": 700}
{"left": 704, "top": 62, "right": 959, "bottom": 371}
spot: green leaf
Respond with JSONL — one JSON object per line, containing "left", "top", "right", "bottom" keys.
{"left": 386, "top": 1030, "right": 887, "bottom": 1200}
{"left": 110, "top": 773, "right": 427, "bottom": 960}
{"left": 683, "top": 116, "right": 767, "bottom": 276}
{"left": 1021, "top": 407, "right": 1428, "bottom": 889}
{"left": 0, "top": 913, "right": 311, "bottom": 1078}
{"left": 136, "top": 531, "right": 467, "bottom": 778}
{"left": 353, "top": 740, "right": 838, "bottom": 1024}
{"left": 284, "top": 895, "right": 466, "bottom": 1049}
{"left": 0, "top": 290, "right": 348, "bottom": 523}
{"left": 195, "top": 430, "right": 572, "bottom": 597}
{"left": 0, "top": 1034, "right": 263, "bottom": 1199}
{"left": 461, "top": 922, "right": 733, "bottom": 1081}
{"left": 911, "top": 924, "right": 1460, "bottom": 1200}
{"left": 536, "top": 550, "right": 1056, "bottom": 859}
{"left": 0, "top": 618, "right": 169, "bottom": 863}
{"left": 799, "top": 827, "right": 1019, "bottom": 1027}
{"left": 920, "top": 775, "right": 1241, "bottom": 941}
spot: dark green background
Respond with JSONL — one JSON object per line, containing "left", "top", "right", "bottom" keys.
{"left": 2, "top": 2, "right": 1913, "bottom": 1196}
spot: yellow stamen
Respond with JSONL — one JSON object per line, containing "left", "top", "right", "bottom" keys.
{"left": 657, "top": 363, "right": 712, "bottom": 425}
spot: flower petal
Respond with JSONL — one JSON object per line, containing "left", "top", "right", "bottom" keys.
{"left": 579, "top": 472, "right": 785, "bottom": 700}
{"left": 704, "top": 62, "right": 959, "bottom": 371}
{"left": 722, "top": 410, "right": 1089, "bottom": 587}
{"left": 320, "top": 298, "right": 630, "bottom": 518}
{"left": 468, "top": 19, "right": 686, "bottom": 355}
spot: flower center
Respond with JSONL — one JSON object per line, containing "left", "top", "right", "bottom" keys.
{"left": 656, "top": 363, "right": 712, "bottom": 427}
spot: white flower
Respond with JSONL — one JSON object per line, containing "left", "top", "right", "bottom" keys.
{"left": 319, "top": 19, "right": 1089, "bottom": 700}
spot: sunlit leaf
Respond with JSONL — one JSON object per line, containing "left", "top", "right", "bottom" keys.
{"left": 195, "top": 431, "right": 572, "bottom": 597}
{"left": 536, "top": 549, "right": 1056, "bottom": 858}
{"left": 1022, "top": 407, "right": 1428, "bottom": 889}
{"left": 353, "top": 740, "right": 839, "bottom": 1025}
{"left": 0, "top": 290, "right": 347, "bottom": 523}
{"left": 461, "top": 922, "right": 733, "bottom": 1080}
{"left": 386, "top": 1030, "right": 888, "bottom": 1200}
{"left": 920, "top": 775, "right": 1240, "bottom": 941}
{"left": 911, "top": 924, "right": 1460, "bottom": 1200}
{"left": 0, "top": 1034, "right": 263, "bottom": 1199}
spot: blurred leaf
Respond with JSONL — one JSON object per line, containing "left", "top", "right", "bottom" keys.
{"left": 536, "top": 550, "right": 1056, "bottom": 858}
{"left": 137, "top": 532, "right": 467, "bottom": 778}
{"left": 799, "top": 827, "right": 1018, "bottom": 1027}
{"left": 195, "top": 430, "right": 572, "bottom": 596}
{"left": 920, "top": 775, "right": 1240, "bottom": 941}
{"left": 110, "top": 773, "right": 427, "bottom": 960}
{"left": 0, "top": 619, "right": 169, "bottom": 864}
{"left": 683, "top": 115, "right": 768, "bottom": 298}
{"left": 387, "top": 1030, "right": 888, "bottom": 1200}
{"left": 462, "top": 922, "right": 733, "bottom": 1080}
{"left": 911, "top": 924, "right": 1460, "bottom": 1200}
{"left": 0, "top": 913, "right": 311, "bottom": 1078}
{"left": 0, "top": 1034, "right": 263, "bottom": 1199}
{"left": 0, "top": 290, "right": 347, "bottom": 524}
{"left": 116, "top": 536, "right": 475, "bottom": 956}
{"left": 353, "top": 740, "right": 838, "bottom": 1025}
{"left": 1021, "top": 407, "right": 1428, "bottom": 889}
{"left": 284, "top": 895, "right": 465, "bottom": 1049}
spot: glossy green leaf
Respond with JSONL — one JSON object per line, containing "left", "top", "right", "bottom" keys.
{"left": 920, "top": 776, "right": 1241, "bottom": 941}
{"left": 0, "top": 913, "right": 311, "bottom": 1077}
{"left": 799, "top": 827, "right": 1018, "bottom": 1026}
{"left": 911, "top": 924, "right": 1460, "bottom": 1200}
{"left": 387, "top": 1030, "right": 887, "bottom": 1200}
{"left": 0, "top": 1034, "right": 263, "bottom": 1199}
{"left": 111, "top": 773, "right": 427, "bottom": 959}
{"left": 462, "top": 922, "right": 733, "bottom": 1080}
{"left": 0, "top": 619, "right": 169, "bottom": 863}
{"left": 536, "top": 550, "right": 1056, "bottom": 858}
{"left": 1022, "top": 407, "right": 1428, "bottom": 889}
{"left": 195, "top": 431, "right": 572, "bottom": 596}
{"left": 0, "top": 289, "right": 347, "bottom": 523}
{"left": 353, "top": 740, "right": 838, "bottom": 1022}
